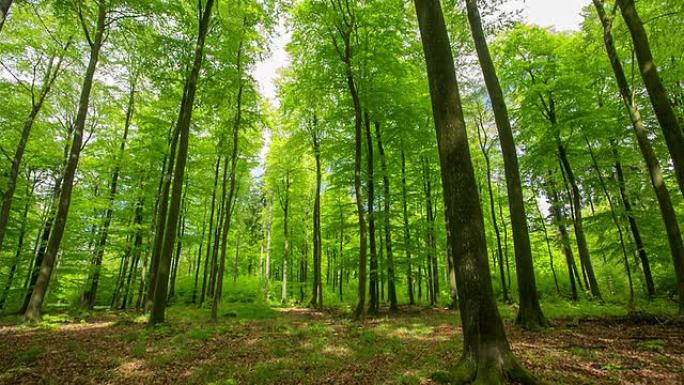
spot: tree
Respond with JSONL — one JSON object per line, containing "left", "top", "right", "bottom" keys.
{"left": 413, "top": 0, "right": 539, "bottom": 382}
{"left": 150, "top": 0, "right": 214, "bottom": 325}
{"left": 464, "top": 0, "right": 547, "bottom": 329}
{"left": 24, "top": 0, "right": 107, "bottom": 322}
{"left": 616, "top": 0, "right": 684, "bottom": 198}
{"left": 593, "top": 0, "right": 684, "bottom": 312}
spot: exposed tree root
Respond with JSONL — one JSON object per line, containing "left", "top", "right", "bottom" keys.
{"left": 448, "top": 353, "right": 546, "bottom": 385}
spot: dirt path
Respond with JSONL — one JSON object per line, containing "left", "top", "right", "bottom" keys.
{"left": 0, "top": 306, "right": 682, "bottom": 385}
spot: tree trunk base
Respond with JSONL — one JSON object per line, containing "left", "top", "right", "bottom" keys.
{"left": 447, "top": 352, "right": 544, "bottom": 385}
{"left": 515, "top": 311, "right": 550, "bottom": 331}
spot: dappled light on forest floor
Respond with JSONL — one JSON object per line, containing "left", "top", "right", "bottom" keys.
{"left": 1, "top": 305, "right": 682, "bottom": 385}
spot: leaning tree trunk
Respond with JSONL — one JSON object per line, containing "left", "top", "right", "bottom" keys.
{"left": 547, "top": 179, "right": 579, "bottom": 302}
{"left": 612, "top": 142, "right": 655, "bottom": 297}
{"left": 414, "top": 0, "right": 540, "bottom": 382}
{"left": 476, "top": 122, "right": 509, "bottom": 304}
{"left": 24, "top": 0, "right": 106, "bottom": 322}
{"left": 617, "top": 0, "right": 684, "bottom": 198}
{"left": 150, "top": 0, "right": 213, "bottom": 325}
{"left": 594, "top": 0, "right": 684, "bottom": 312}
{"left": 375, "top": 122, "right": 398, "bottom": 311}
{"left": 558, "top": 143, "right": 602, "bottom": 300}
{"left": 465, "top": 0, "right": 546, "bottom": 329}
{"left": 0, "top": 50, "right": 66, "bottom": 263}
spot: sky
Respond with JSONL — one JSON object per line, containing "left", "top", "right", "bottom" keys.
{"left": 251, "top": 0, "right": 590, "bottom": 106}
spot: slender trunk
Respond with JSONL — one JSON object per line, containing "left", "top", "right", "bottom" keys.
{"left": 24, "top": 1, "right": 106, "bottom": 321}
{"left": 263, "top": 205, "right": 273, "bottom": 301}
{"left": 534, "top": 197, "right": 560, "bottom": 295}
{"left": 365, "top": 112, "right": 379, "bottom": 314}
{"left": 210, "top": 29, "right": 244, "bottom": 322}
{"left": 582, "top": 131, "right": 634, "bottom": 308}
{"left": 150, "top": 0, "right": 214, "bottom": 325}
{"left": 612, "top": 142, "right": 655, "bottom": 297}
{"left": 466, "top": 0, "right": 546, "bottom": 328}
{"left": 400, "top": 148, "right": 415, "bottom": 305}
{"left": 192, "top": 207, "right": 208, "bottom": 304}
{"left": 0, "top": 49, "right": 66, "bottom": 261}
{"left": 558, "top": 144, "right": 602, "bottom": 300}
{"left": 595, "top": 0, "right": 683, "bottom": 311}
{"left": 280, "top": 173, "right": 291, "bottom": 305}
{"left": 415, "top": 1, "right": 538, "bottom": 381}
{"left": 547, "top": 179, "right": 578, "bottom": 301}
{"left": 310, "top": 120, "right": 323, "bottom": 308}
{"left": 121, "top": 190, "right": 144, "bottom": 309}
{"left": 82, "top": 79, "right": 136, "bottom": 310}
{"left": 617, "top": 0, "right": 684, "bottom": 198}
{"left": 0, "top": 185, "right": 33, "bottom": 311}
{"left": 422, "top": 157, "right": 438, "bottom": 306}
{"left": 330, "top": 12, "right": 367, "bottom": 318}
{"left": 375, "top": 122, "right": 397, "bottom": 311}
{"left": 476, "top": 122, "right": 508, "bottom": 303}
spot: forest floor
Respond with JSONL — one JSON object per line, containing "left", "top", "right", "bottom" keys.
{"left": 0, "top": 303, "right": 682, "bottom": 385}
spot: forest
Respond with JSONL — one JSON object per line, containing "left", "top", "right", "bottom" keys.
{"left": 0, "top": 0, "right": 683, "bottom": 384}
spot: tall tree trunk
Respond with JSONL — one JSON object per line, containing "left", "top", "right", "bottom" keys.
{"left": 465, "top": 0, "right": 546, "bottom": 329}
{"left": 365, "top": 112, "right": 379, "bottom": 314}
{"left": 0, "top": 49, "right": 66, "bottom": 262}
{"left": 422, "top": 157, "right": 438, "bottom": 306}
{"left": 558, "top": 143, "right": 602, "bottom": 300}
{"left": 375, "top": 122, "right": 398, "bottom": 311}
{"left": 150, "top": 0, "right": 214, "bottom": 325}
{"left": 534, "top": 196, "right": 560, "bottom": 295}
{"left": 400, "top": 148, "right": 415, "bottom": 305}
{"left": 330, "top": 7, "right": 367, "bottom": 319}
{"left": 145, "top": 124, "right": 180, "bottom": 311}
{"left": 476, "top": 120, "right": 509, "bottom": 304}
{"left": 582, "top": 129, "right": 634, "bottom": 308}
{"left": 279, "top": 172, "right": 291, "bottom": 305}
{"left": 24, "top": 1, "right": 107, "bottom": 322}
{"left": 414, "top": 0, "right": 539, "bottom": 381}
{"left": 210, "top": 28, "right": 244, "bottom": 322}
{"left": 82, "top": 78, "right": 136, "bottom": 310}
{"left": 594, "top": 0, "right": 684, "bottom": 312}
{"left": 263, "top": 204, "right": 273, "bottom": 301}
{"left": 617, "top": 0, "right": 684, "bottom": 198}
{"left": 310, "top": 118, "right": 323, "bottom": 308}
{"left": 0, "top": 184, "right": 33, "bottom": 311}
{"left": 121, "top": 189, "right": 144, "bottom": 309}
{"left": 612, "top": 142, "right": 655, "bottom": 298}
{"left": 547, "top": 179, "right": 579, "bottom": 301}
{"left": 192, "top": 206, "right": 207, "bottom": 304}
